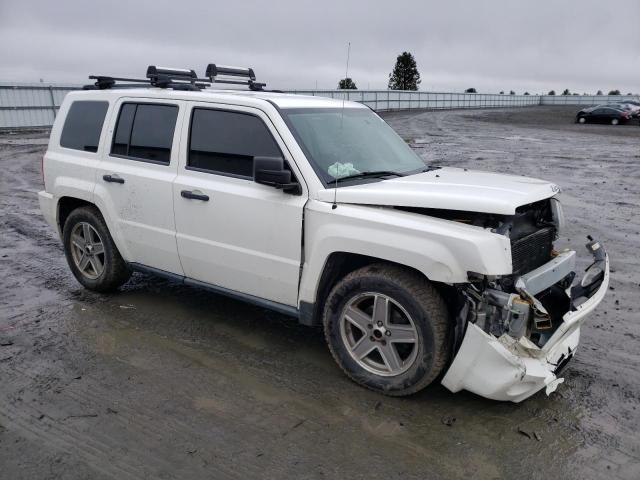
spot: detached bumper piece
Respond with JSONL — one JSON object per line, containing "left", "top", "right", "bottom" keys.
{"left": 442, "top": 239, "right": 609, "bottom": 402}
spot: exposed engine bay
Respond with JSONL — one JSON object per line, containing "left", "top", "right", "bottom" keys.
{"left": 397, "top": 198, "right": 607, "bottom": 351}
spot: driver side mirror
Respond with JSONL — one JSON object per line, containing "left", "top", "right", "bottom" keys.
{"left": 253, "top": 156, "right": 301, "bottom": 194}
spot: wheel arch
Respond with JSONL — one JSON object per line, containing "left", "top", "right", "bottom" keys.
{"left": 299, "top": 251, "right": 457, "bottom": 327}
{"left": 56, "top": 196, "right": 130, "bottom": 261}
{"left": 57, "top": 196, "right": 96, "bottom": 235}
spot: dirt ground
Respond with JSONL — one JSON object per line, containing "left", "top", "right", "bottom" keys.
{"left": 1, "top": 106, "right": 638, "bottom": 479}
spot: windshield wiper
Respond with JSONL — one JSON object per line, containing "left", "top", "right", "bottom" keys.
{"left": 334, "top": 171, "right": 404, "bottom": 183}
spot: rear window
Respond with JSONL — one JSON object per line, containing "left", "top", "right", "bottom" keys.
{"left": 111, "top": 103, "right": 178, "bottom": 164}
{"left": 188, "top": 108, "right": 280, "bottom": 178}
{"left": 60, "top": 101, "right": 109, "bottom": 152}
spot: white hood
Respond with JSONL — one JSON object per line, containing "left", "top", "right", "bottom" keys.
{"left": 317, "top": 167, "right": 559, "bottom": 215}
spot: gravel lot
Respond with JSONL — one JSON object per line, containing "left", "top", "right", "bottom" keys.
{"left": 1, "top": 106, "right": 638, "bottom": 479}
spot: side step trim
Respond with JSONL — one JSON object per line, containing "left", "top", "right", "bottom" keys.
{"left": 128, "top": 262, "right": 299, "bottom": 319}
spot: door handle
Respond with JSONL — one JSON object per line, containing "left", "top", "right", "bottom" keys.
{"left": 181, "top": 190, "right": 209, "bottom": 201}
{"left": 103, "top": 174, "right": 125, "bottom": 184}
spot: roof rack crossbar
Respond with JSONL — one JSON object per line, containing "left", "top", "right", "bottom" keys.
{"left": 84, "top": 66, "right": 207, "bottom": 91}
{"left": 89, "top": 75, "right": 149, "bottom": 83}
{"left": 205, "top": 63, "right": 265, "bottom": 91}
{"left": 205, "top": 64, "right": 255, "bottom": 80}
{"left": 146, "top": 66, "right": 198, "bottom": 88}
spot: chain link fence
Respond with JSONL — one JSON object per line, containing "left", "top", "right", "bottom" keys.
{"left": 1, "top": 82, "right": 638, "bottom": 129}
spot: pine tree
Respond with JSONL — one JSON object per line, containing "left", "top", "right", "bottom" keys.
{"left": 338, "top": 78, "right": 357, "bottom": 89}
{"left": 388, "top": 52, "right": 421, "bottom": 91}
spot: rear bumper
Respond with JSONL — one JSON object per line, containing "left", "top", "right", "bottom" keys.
{"left": 441, "top": 246, "right": 609, "bottom": 403}
{"left": 38, "top": 190, "right": 57, "bottom": 234}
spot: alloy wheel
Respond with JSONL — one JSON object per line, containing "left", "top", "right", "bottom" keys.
{"left": 70, "top": 222, "right": 105, "bottom": 280}
{"left": 339, "top": 292, "right": 419, "bottom": 376}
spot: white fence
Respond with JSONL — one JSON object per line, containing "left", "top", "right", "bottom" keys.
{"left": 0, "top": 82, "right": 638, "bottom": 129}
{"left": 290, "top": 90, "right": 541, "bottom": 111}
{"left": 0, "top": 83, "right": 79, "bottom": 129}
{"left": 291, "top": 90, "right": 639, "bottom": 111}
{"left": 539, "top": 95, "right": 639, "bottom": 106}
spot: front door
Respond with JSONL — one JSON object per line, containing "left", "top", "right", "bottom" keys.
{"left": 95, "top": 98, "right": 185, "bottom": 275}
{"left": 173, "top": 103, "right": 307, "bottom": 306}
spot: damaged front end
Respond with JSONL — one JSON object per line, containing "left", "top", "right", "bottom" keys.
{"left": 441, "top": 200, "right": 609, "bottom": 402}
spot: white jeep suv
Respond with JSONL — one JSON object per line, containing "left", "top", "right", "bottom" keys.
{"left": 38, "top": 65, "right": 609, "bottom": 402}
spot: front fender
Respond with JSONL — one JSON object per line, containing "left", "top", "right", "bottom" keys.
{"left": 298, "top": 200, "right": 512, "bottom": 305}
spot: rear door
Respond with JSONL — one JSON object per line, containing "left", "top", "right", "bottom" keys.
{"left": 599, "top": 108, "right": 613, "bottom": 122}
{"left": 594, "top": 108, "right": 616, "bottom": 123}
{"left": 590, "top": 108, "right": 606, "bottom": 123}
{"left": 94, "top": 98, "right": 185, "bottom": 274}
{"left": 173, "top": 103, "right": 307, "bottom": 306}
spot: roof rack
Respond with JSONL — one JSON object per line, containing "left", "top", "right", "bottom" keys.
{"left": 83, "top": 64, "right": 267, "bottom": 92}
{"left": 83, "top": 66, "right": 210, "bottom": 91}
{"left": 205, "top": 64, "right": 266, "bottom": 91}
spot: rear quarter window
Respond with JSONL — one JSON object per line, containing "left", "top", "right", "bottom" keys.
{"left": 60, "top": 101, "right": 109, "bottom": 152}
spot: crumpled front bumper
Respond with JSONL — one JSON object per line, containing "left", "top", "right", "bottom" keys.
{"left": 441, "top": 243, "right": 609, "bottom": 403}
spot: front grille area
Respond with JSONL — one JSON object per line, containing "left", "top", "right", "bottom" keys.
{"left": 511, "top": 227, "right": 555, "bottom": 276}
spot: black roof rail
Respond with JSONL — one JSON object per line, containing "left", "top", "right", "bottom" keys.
{"left": 205, "top": 64, "right": 266, "bottom": 91}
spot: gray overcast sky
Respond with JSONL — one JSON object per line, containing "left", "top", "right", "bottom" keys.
{"left": 1, "top": 0, "right": 638, "bottom": 94}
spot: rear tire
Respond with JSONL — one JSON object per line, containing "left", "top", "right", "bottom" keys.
{"left": 63, "top": 206, "right": 131, "bottom": 292}
{"left": 323, "top": 263, "right": 451, "bottom": 396}
{"left": 577, "top": 117, "right": 586, "bottom": 124}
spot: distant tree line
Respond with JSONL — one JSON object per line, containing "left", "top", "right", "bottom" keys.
{"left": 339, "top": 51, "right": 422, "bottom": 90}
{"left": 336, "top": 52, "right": 635, "bottom": 95}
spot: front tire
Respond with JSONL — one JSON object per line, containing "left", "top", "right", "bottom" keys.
{"left": 611, "top": 118, "right": 619, "bottom": 125}
{"left": 577, "top": 117, "right": 586, "bottom": 124}
{"left": 63, "top": 206, "right": 131, "bottom": 292}
{"left": 323, "top": 264, "right": 450, "bottom": 396}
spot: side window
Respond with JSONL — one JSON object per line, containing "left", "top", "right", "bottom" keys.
{"left": 188, "top": 108, "right": 280, "bottom": 178}
{"left": 111, "top": 103, "right": 178, "bottom": 164}
{"left": 60, "top": 101, "right": 109, "bottom": 152}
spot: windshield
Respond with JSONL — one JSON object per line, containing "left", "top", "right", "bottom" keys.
{"left": 281, "top": 107, "right": 428, "bottom": 185}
